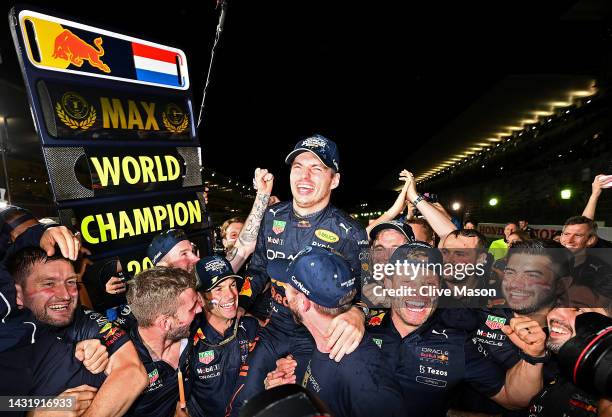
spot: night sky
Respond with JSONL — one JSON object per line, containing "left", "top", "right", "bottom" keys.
{"left": 1, "top": 0, "right": 609, "bottom": 209}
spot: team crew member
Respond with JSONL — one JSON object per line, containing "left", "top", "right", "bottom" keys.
{"left": 6, "top": 246, "right": 147, "bottom": 416}
{"left": 267, "top": 246, "right": 404, "bottom": 417}
{"left": 111, "top": 229, "right": 201, "bottom": 331}
{"left": 1, "top": 274, "right": 106, "bottom": 406}
{"left": 188, "top": 256, "right": 259, "bottom": 417}
{"left": 147, "top": 228, "right": 200, "bottom": 272}
{"left": 367, "top": 243, "right": 546, "bottom": 417}
{"left": 1, "top": 206, "right": 82, "bottom": 352}
{"left": 362, "top": 220, "right": 413, "bottom": 308}
{"left": 0, "top": 326, "right": 112, "bottom": 417}
{"left": 8, "top": 247, "right": 133, "bottom": 355}
{"left": 560, "top": 215, "right": 612, "bottom": 285}
{"left": 124, "top": 267, "right": 201, "bottom": 417}
{"left": 106, "top": 227, "right": 199, "bottom": 304}
{"left": 451, "top": 240, "right": 573, "bottom": 414}
{"left": 527, "top": 285, "right": 612, "bottom": 417}
{"left": 470, "top": 240, "right": 573, "bottom": 366}
{"left": 228, "top": 135, "right": 369, "bottom": 415}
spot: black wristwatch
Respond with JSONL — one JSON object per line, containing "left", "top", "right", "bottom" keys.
{"left": 519, "top": 349, "right": 549, "bottom": 365}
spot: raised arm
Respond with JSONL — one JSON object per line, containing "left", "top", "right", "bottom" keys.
{"left": 227, "top": 168, "right": 274, "bottom": 272}
{"left": 582, "top": 174, "right": 612, "bottom": 220}
{"left": 402, "top": 171, "right": 457, "bottom": 240}
{"left": 365, "top": 173, "right": 409, "bottom": 237}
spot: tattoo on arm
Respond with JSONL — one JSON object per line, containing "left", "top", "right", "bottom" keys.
{"left": 237, "top": 192, "right": 270, "bottom": 247}
{"left": 226, "top": 246, "right": 239, "bottom": 262}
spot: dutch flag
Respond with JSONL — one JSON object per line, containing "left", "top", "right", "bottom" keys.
{"left": 132, "top": 42, "right": 184, "bottom": 87}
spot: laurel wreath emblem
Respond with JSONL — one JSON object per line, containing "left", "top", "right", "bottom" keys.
{"left": 56, "top": 103, "right": 96, "bottom": 130}
{"left": 162, "top": 112, "right": 189, "bottom": 133}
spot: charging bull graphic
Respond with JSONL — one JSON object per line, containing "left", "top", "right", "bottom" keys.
{"left": 52, "top": 29, "right": 111, "bottom": 73}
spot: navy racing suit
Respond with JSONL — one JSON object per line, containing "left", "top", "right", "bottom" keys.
{"left": 227, "top": 201, "right": 368, "bottom": 416}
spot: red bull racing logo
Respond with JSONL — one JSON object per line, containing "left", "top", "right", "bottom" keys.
{"left": 52, "top": 29, "right": 110, "bottom": 73}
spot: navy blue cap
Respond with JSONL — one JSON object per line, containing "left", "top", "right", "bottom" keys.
{"left": 0, "top": 205, "right": 36, "bottom": 235}
{"left": 389, "top": 242, "right": 443, "bottom": 268}
{"left": 147, "top": 229, "right": 189, "bottom": 265}
{"left": 195, "top": 255, "right": 242, "bottom": 292}
{"left": 285, "top": 134, "right": 340, "bottom": 172}
{"left": 369, "top": 220, "right": 415, "bottom": 242}
{"left": 267, "top": 246, "right": 355, "bottom": 308}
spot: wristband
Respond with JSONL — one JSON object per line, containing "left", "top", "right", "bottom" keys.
{"left": 412, "top": 194, "right": 426, "bottom": 206}
{"left": 519, "top": 349, "right": 549, "bottom": 365}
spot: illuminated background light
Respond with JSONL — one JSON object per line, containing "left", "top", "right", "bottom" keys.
{"left": 560, "top": 189, "right": 572, "bottom": 200}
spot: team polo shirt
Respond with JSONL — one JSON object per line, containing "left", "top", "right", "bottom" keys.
{"left": 529, "top": 359, "right": 599, "bottom": 417}
{"left": 470, "top": 307, "right": 520, "bottom": 369}
{"left": 114, "top": 304, "right": 139, "bottom": 331}
{"left": 301, "top": 333, "right": 404, "bottom": 417}
{"left": 1, "top": 324, "right": 106, "bottom": 397}
{"left": 367, "top": 310, "right": 506, "bottom": 417}
{"left": 125, "top": 326, "right": 192, "bottom": 417}
{"left": 50, "top": 307, "right": 130, "bottom": 355}
{"left": 188, "top": 313, "right": 259, "bottom": 417}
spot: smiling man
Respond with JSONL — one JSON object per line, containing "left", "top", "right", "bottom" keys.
{"left": 453, "top": 240, "right": 574, "bottom": 415}
{"left": 227, "top": 134, "right": 369, "bottom": 417}
{"left": 147, "top": 229, "right": 200, "bottom": 273}
{"left": 474, "top": 240, "right": 573, "bottom": 361}
{"left": 560, "top": 215, "right": 612, "bottom": 286}
{"left": 525, "top": 279, "right": 612, "bottom": 417}
{"left": 188, "top": 256, "right": 259, "bottom": 417}
{"left": 7, "top": 246, "right": 147, "bottom": 416}
{"left": 367, "top": 242, "right": 545, "bottom": 417}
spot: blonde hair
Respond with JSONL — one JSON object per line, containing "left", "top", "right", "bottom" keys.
{"left": 220, "top": 217, "right": 245, "bottom": 239}
{"left": 127, "top": 267, "right": 196, "bottom": 327}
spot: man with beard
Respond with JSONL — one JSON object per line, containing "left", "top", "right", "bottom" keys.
{"left": 527, "top": 279, "right": 612, "bottom": 417}
{"left": 367, "top": 242, "right": 546, "bottom": 417}
{"left": 227, "top": 135, "right": 369, "bottom": 416}
{"left": 451, "top": 240, "right": 573, "bottom": 415}
{"left": 124, "top": 267, "right": 202, "bottom": 417}
{"left": 6, "top": 246, "right": 147, "bottom": 416}
{"left": 267, "top": 246, "right": 404, "bottom": 417}
{"left": 188, "top": 256, "right": 260, "bottom": 417}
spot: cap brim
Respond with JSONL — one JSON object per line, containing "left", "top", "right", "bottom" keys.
{"left": 201, "top": 274, "right": 243, "bottom": 292}
{"left": 369, "top": 222, "right": 410, "bottom": 242}
{"left": 267, "top": 258, "right": 292, "bottom": 284}
{"left": 285, "top": 148, "right": 335, "bottom": 170}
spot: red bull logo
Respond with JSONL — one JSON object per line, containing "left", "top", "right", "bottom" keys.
{"left": 270, "top": 284, "right": 289, "bottom": 307}
{"left": 239, "top": 277, "right": 253, "bottom": 297}
{"left": 368, "top": 312, "right": 386, "bottom": 326}
{"left": 52, "top": 29, "right": 110, "bottom": 73}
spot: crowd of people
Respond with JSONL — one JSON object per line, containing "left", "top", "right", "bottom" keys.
{"left": 1, "top": 134, "right": 612, "bottom": 417}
